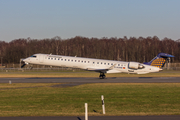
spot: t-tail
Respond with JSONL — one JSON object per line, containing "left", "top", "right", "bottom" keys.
{"left": 143, "top": 53, "right": 174, "bottom": 68}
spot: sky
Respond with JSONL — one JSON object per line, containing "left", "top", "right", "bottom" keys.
{"left": 0, "top": 0, "right": 180, "bottom": 42}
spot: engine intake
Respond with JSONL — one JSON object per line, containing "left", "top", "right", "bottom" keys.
{"left": 129, "top": 62, "right": 144, "bottom": 69}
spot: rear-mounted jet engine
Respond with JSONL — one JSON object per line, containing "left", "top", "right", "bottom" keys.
{"left": 128, "top": 62, "right": 144, "bottom": 69}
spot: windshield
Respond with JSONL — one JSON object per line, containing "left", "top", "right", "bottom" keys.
{"left": 30, "top": 55, "right": 37, "bottom": 58}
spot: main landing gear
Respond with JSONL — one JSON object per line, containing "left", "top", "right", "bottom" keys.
{"left": 99, "top": 72, "right": 106, "bottom": 79}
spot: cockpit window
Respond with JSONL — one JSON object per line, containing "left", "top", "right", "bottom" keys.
{"left": 30, "top": 55, "right": 37, "bottom": 58}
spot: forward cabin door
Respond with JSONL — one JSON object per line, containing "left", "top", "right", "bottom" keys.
{"left": 92, "top": 61, "right": 95, "bottom": 66}
{"left": 39, "top": 55, "right": 44, "bottom": 63}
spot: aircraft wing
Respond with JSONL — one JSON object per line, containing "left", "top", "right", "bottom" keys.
{"left": 86, "top": 68, "right": 109, "bottom": 73}
{"left": 87, "top": 64, "right": 116, "bottom": 73}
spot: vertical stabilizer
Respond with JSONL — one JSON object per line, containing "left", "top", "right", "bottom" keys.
{"left": 143, "top": 53, "right": 174, "bottom": 68}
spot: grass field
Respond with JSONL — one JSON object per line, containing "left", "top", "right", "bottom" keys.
{"left": 0, "top": 83, "right": 180, "bottom": 116}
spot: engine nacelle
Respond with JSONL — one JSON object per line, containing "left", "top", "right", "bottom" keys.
{"left": 128, "top": 62, "right": 144, "bottom": 69}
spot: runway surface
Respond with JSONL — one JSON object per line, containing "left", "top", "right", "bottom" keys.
{"left": 0, "top": 77, "right": 180, "bottom": 84}
{"left": 0, "top": 77, "right": 180, "bottom": 120}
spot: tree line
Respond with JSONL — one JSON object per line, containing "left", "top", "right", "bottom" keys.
{"left": 0, "top": 36, "right": 179, "bottom": 64}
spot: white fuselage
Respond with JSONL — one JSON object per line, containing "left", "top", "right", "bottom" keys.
{"left": 23, "top": 54, "right": 161, "bottom": 74}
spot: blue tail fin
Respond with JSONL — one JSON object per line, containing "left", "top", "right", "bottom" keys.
{"left": 143, "top": 53, "right": 174, "bottom": 68}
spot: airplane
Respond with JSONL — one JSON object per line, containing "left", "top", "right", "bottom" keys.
{"left": 21, "top": 53, "right": 174, "bottom": 79}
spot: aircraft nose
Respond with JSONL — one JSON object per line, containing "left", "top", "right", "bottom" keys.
{"left": 22, "top": 58, "right": 29, "bottom": 64}
{"left": 22, "top": 58, "right": 26, "bottom": 62}
{"left": 21, "top": 59, "right": 25, "bottom": 62}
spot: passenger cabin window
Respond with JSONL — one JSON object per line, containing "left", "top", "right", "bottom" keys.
{"left": 108, "top": 63, "right": 109, "bottom": 65}
{"left": 51, "top": 58, "right": 53, "bottom": 60}
{"left": 81, "top": 61, "right": 83, "bottom": 63}
{"left": 118, "top": 64, "right": 120, "bottom": 66}
{"left": 104, "top": 63, "right": 106, "bottom": 65}
{"left": 88, "top": 61, "right": 90, "bottom": 63}
{"left": 55, "top": 58, "right": 56, "bottom": 60}
{"left": 111, "top": 63, "right": 113, "bottom": 65}
{"left": 78, "top": 60, "right": 80, "bottom": 62}
{"left": 97, "top": 62, "right": 99, "bottom": 64}
{"left": 65, "top": 59, "right": 66, "bottom": 61}
{"left": 61, "top": 59, "right": 63, "bottom": 61}
{"left": 68, "top": 59, "right": 70, "bottom": 61}
{"left": 48, "top": 58, "right": 50, "bottom": 59}
{"left": 71, "top": 60, "right": 73, "bottom": 62}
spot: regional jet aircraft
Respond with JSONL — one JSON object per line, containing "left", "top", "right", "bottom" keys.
{"left": 22, "top": 53, "right": 174, "bottom": 79}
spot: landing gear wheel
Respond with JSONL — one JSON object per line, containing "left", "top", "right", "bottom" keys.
{"left": 99, "top": 73, "right": 106, "bottom": 79}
